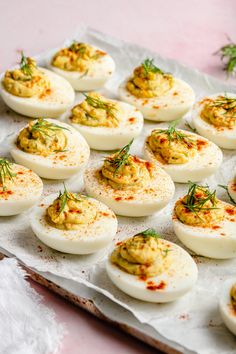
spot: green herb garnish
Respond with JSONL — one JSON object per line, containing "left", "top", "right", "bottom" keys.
{"left": 0, "top": 158, "right": 16, "bottom": 190}
{"left": 215, "top": 39, "right": 236, "bottom": 76}
{"left": 83, "top": 93, "right": 117, "bottom": 118}
{"left": 105, "top": 139, "right": 133, "bottom": 174}
{"left": 140, "top": 228, "right": 161, "bottom": 239}
{"left": 208, "top": 94, "right": 236, "bottom": 117}
{"left": 162, "top": 248, "right": 171, "bottom": 257}
{"left": 31, "top": 118, "right": 69, "bottom": 137}
{"left": 20, "top": 51, "right": 33, "bottom": 76}
{"left": 142, "top": 58, "right": 163, "bottom": 75}
{"left": 58, "top": 183, "right": 83, "bottom": 213}
{"left": 185, "top": 121, "right": 197, "bottom": 133}
{"left": 155, "top": 119, "right": 194, "bottom": 146}
{"left": 183, "top": 182, "right": 218, "bottom": 215}
{"left": 219, "top": 184, "right": 236, "bottom": 205}
{"left": 69, "top": 41, "right": 86, "bottom": 54}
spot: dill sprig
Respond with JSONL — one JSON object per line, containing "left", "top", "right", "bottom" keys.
{"left": 58, "top": 183, "right": 83, "bottom": 213}
{"left": 0, "top": 158, "right": 16, "bottom": 190}
{"left": 83, "top": 93, "right": 117, "bottom": 118}
{"left": 185, "top": 121, "right": 197, "bottom": 133}
{"left": 142, "top": 58, "right": 163, "bottom": 75}
{"left": 31, "top": 118, "right": 69, "bottom": 137}
{"left": 139, "top": 228, "right": 161, "bottom": 239}
{"left": 69, "top": 41, "right": 86, "bottom": 54}
{"left": 219, "top": 184, "right": 236, "bottom": 205}
{"left": 208, "top": 95, "right": 236, "bottom": 117}
{"left": 20, "top": 51, "right": 33, "bottom": 76}
{"left": 183, "top": 182, "right": 218, "bottom": 214}
{"left": 105, "top": 139, "right": 133, "bottom": 174}
{"left": 215, "top": 39, "right": 236, "bottom": 76}
{"left": 154, "top": 119, "right": 194, "bottom": 146}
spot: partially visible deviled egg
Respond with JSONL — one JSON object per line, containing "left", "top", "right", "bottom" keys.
{"left": 84, "top": 140, "right": 175, "bottom": 217}
{"left": 30, "top": 185, "right": 118, "bottom": 254}
{"left": 144, "top": 120, "right": 223, "bottom": 183}
{"left": 228, "top": 177, "right": 236, "bottom": 204}
{"left": 49, "top": 42, "right": 115, "bottom": 91}
{"left": 219, "top": 280, "right": 236, "bottom": 335}
{"left": 0, "top": 158, "right": 43, "bottom": 216}
{"left": 118, "top": 58, "right": 195, "bottom": 122}
{"left": 106, "top": 228, "right": 198, "bottom": 302}
{"left": 10, "top": 118, "right": 90, "bottom": 180}
{"left": 0, "top": 53, "right": 75, "bottom": 118}
{"left": 64, "top": 92, "right": 143, "bottom": 150}
{"left": 173, "top": 182, "right": 236, "bottom": 259}
{"left": 192, "top": 93, "right": 236, "bottom": 149}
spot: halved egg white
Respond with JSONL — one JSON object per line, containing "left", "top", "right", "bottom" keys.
{"left": 0, "top": 68, "right": 75, "bottom": 118}
{"left": 10, "top": 119, "right": 90, "bottom": 180}
{"left": 118, "top": 77, "right": 195, "bottom": 122}
{"left": 106, "top": 238, "right": 198, "bottom": 303}
{"left": 49, "top": 49, "right": 115, "bottom": 91}
{"left": 143, "top": 129, "right": 223, "bottom": 183}
{"left": 63, "top": 99, "right": 143, "bottom": 150}
{"left": 228, "top": 179, "right": 236, "bottom": 204}
{"left": 84, "top": 162, "right": 175, "bottom": 217}
{"left": 219, "top": 279, "right": 236, "bottom": 336}
{"left": 30, "top": 193, "right": 118, "bottom": 254}
{"left": 0, "top": 163, "right": 43, "bottom": 216}
{"left": 192, "top": 93, "right": 236, "bottom": 150}
{"left": 173, "top": 202, "right": 236, "bottom": 259}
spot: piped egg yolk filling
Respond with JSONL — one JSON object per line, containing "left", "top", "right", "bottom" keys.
{"left": 51, "top": 42, "right": 106, "bottom": 72}
{"left": 230, "top": 284, "right": 236, "bottom": 311}
{"left": 101, "top": 154, "right": 151, "bottom": 191}
{"left": 46, "top": 192, "right": 97, "bottom": 230}
{"left": 70, "top": 92, "right": 121, "bottom": 127}
{"left": 148, "top": 129, "right": 197, "bottom": 164}
{"left": 111, "top": 233, "right": 170, "bottom": 277}
{"left": 126, "top": 64, "right": 173, "bottom": 99}
{"left": 3, "top": 57, "right": 50, "bottom": 98}
{"left": 200, "top": 96, "right": 236, "bottom": 129}
{"left": 175, "top": 187, "right": 224, "bottom": 227}
{"left": 17, "top": 119, "right": 67, "bottom": 156}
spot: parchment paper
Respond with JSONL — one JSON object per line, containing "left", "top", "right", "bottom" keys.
{"left": 0, "top": 26, "right": 236, "bottom": 354}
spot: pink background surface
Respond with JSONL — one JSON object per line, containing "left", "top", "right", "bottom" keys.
{"left": 1, "top": 0, "right": 236, "bottom": 353}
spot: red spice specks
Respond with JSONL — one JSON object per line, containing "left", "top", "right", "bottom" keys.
{"left": 146, "top": 280, "right": 166, "bottom": 291}
{"left": 153, "top": 105, "right": 160, "bottom": 109}
{"left": 116, "top": 241, "right": 123, "bottom": 246}
{"left": 17, "top": 171, "right": 24, "bottom": 175}
{"left": 115, "top": 197, "right": 122, "bottom": 201}
{"left": 125, "top": 196, "right": 134, "bottom": 200}
{"left": 212, "top": 225, "right": 220, "bottom": 230}
{"left": 225, "top": 207, "right": 235, "bottom": 216}
{"left": 128, "top": 117, "right": 136, "bottom": 123}
{"left": 196, "top": 140, "right": 207, "bottom": 151}
{"left": 144, "top": 161, "right": 153, "bottom": 172}
{"left": 139, "top": 275, "right": 148, "bottom": 281}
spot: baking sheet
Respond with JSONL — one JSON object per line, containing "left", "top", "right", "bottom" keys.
{"left": 0, "top": 26, "right": 236, "bottom": 354}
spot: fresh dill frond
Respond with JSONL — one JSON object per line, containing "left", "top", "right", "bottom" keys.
{"left": 105, "top": 139, "right": 133, "bottom": 174}
{"left": 185, "top": 121, "right": 197, "bottom": 133}
{"left": 142, "top": 58, "right": 163, "bottom": 75}
{"left": 154, "top": 119, "right": 194, "bottom": 146}
{"left": 215, "top": 39, "right": 236, "bottom": 76}
{"left": 218, "top": 184, "right": 236, "bottom": 205}
{"left": 31, "top": 118, "right": 69, "bottom": 137}
{"left": 58, "top": 183, "right": 83, "bottom": 213}
{"left": 0, "top": 158, "right": 16, "bottom": 190}
{"left": 139, "top": 228, "right": 161, "bottom": 239}
{"left": 20, "top": 52, "right": 33, "bottom": 76}
{"left": 83, "top": 93, "right": 117, "bottom": 118}
{"left": 69, "top": 41, "right": 86, "bottom": 54}
{"left": 208, "top": 94, "right": 236, "bottom": 117}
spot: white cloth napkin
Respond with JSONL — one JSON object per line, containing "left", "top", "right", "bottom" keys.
{"left": 0, "top": 258, "right": 65, "bottom": 354}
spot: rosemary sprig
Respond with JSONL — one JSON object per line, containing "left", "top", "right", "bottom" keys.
{"left": 20, "top": 51, "right": 33, "bottom": 76}
{"left": 208, "top": 95, "right": 236, "bottom": 117}
{"left": 219, "top": 184, "right": 236, "bottom": 205}
{"left": 142, "top": 58, "right": 163, "bottom": 75}
{"left": 31, "top": 118, "right": 69, "bottom": 137}
{"left": 83, "top": 93, "right": 117, "bottom": 118}
{"left": 183, "top": 182, "right": 218, "bottom": 214}
{"left": 215, "top": 39, "right": 236, "bottom": 76}
{"left": 105, "top": 139, "right": 133, "bottom": 174}
{"left": 0, "top": 158, "right": 16, "bottom": 190}
{"left": 155, "top": 119, "right": 194, "bottom": 146}
{"left": 58, "top": 183, "right": 83, "bottom": 213}
{"left": 139, "top": 228, "right": 161, "bottom": 239}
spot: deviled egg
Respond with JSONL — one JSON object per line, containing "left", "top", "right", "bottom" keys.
{"left": 106, "top": 228, "right": 198, "bottom": 302}
{"left": 173, "top": 182, "right": 236, "bottom": 259}
{"left": 84, "top": 140, "right": 175, "bottom": 217}
{"left": 65, "top": 92, "right": 143, "bottom": 150}
{"left": 219, "top": 280, "right": 236, "bottom": 335}
{"left": 50, "top": 42, "right": 115, "bottom": 91}
{"left": 144, "top": 120, "right": 223, "bottom": 183}
{"left": 0, "top": 158, "right": 43, "bottom": 216}
{"left": 228, "top": 178, "right": 236, "bottom": 204}
{"left": 192, "top": 93, "right": 236, "bottom": 149}
{"left": 119, "top": 58, "right": 195, "bottom": 121}
{"left": 10, "top": 118, "right": 90, "bottom": 179}
{"left": 30, "top": 186, "right": 118, "bottom": 254}
{"left": 0, "top": 53, "right": 75, "bottom": 118}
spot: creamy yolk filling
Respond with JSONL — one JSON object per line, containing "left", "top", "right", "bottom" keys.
{"left": 46, "top": 192, "right": 97, "bottom": 230}
{"left": 175, "top": 188, "right": 224, "bottom": 227}
{"left": 17, "top": 120, "right": 67, "bottom": 156}
{"left": 3, "top": 57, "right": 50, "bottom": 98}
{"left": 101, "top": 154, "right": 151, "bottom": 191}
{"left": 70, "top": 92, "right": 121, "bottom": 128}
{"left": 148, "top": 130, "right": 197, "bottom": 164}
{"left": 230, "top": 284, "right": 236, "bottom": 311}
{"left": 51, "top": 42, "right": 106, "bottom": 72}
{"left": 126, "top": 65, "right": 173, "bottom": 98}
{"left": 201, "top": 96, "right": 236, "bottom": 129}
{"left": 111, "top": 234, "right": 170, "bottom": 277}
